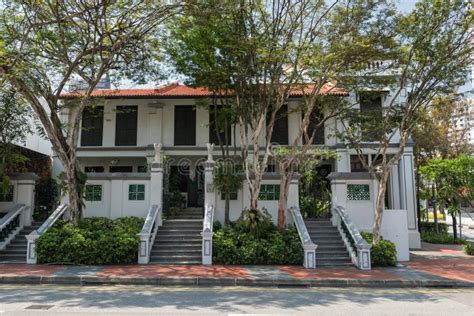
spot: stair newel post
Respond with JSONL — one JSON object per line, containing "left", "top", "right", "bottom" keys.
{"left": 202, "top": 143, "right": 216, "bottom": 265}
{"left": 357, "top": 245, "right": 372, "bottom": 270}
{"left": 26, "top": 232, "right": 39, "bottom": 264}
{"left": 150, "top": 143, "right": 164, "bottom": 226}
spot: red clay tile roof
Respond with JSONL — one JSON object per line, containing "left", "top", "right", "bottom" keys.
{"left": 61, "top": 82, "right": 347, "bottom": 99}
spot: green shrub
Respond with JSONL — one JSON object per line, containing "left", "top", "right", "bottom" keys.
{"left": 36, "top": 217, "right": 144, "bottom": 265}
{"left": 213, "top": 210, "right": 303, "bottom": 265}
{"left": 419, "top": 222, "right": 448, "bottom": 234}
{"left": 361, "top": 232, "right": 397, "bottom": 267}
{"left": 464, "top": 242, "right": 474, "bottom": 256}
{"left": 421, "top": 231, "right": 466, "bottom": 245}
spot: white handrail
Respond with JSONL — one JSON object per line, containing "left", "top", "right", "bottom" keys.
{"left": 332, "top": 206, "right": 371, "bottom": 270}
{"left": 289, "top": 206, "right": 317, "bottom": 269}
{"left": 138, "top": 205, "right": 160, "bottom": 264}
{"left": 0, "top": 204, "right": 26, "bottom": 231}
{"left": 26, "top": 204, "right": 68, "bottom": 264}
{"left": 201, "top": 204, "right": 214, "bottom": 265}
{"left": 35, "top": 204, "right": 68, "bottom": 235}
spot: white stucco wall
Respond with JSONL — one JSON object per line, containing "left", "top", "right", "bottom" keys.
{"left": 83, "top": 175, "right": 151, "bottom": 219}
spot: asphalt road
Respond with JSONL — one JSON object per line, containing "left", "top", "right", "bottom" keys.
{"left": 0, "top": 285, "right": 473, "bottom": 315}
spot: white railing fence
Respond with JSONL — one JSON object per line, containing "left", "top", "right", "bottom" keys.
{"left": 26, "top": 204, "right": 68, "bottom": 264}
{"left": 332, "top": 206, "right": 371, "bottom": 270}
{"left": 0, "top": 204, "right": 29, "bottom": 250}
{"left": 289, "top": 206, "right": 317, "bottom": 269}
{"left": 201, "top": 204, "right": 214, "bottom": 265}
{"left": 137, "top": 205, "right": 161, "bottom": 264}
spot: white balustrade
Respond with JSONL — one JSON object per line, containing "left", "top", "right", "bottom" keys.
{"left": 332, "top": 206, "right": 371, "bottom": 270}
{"left": 289, "top": 206, "right": 317, "bottom": 269}
{"left": 137, "top": 205, "right": 161, "bottom": 264}
{"left": 0, "top": 204, "right": 29, "bottom": 250}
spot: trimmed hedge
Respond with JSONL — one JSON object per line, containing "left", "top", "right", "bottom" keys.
{"left": 36, "top": 217, "right": 144, "bottom": 265}
{"left": 419, "top": 222, "right": 448, "bottom": 234}
{"left": 361, "top": 232, "right": 397, "bottom": 267}
{"left": 464, "top": 242, "right": 474, "bottom": 256}
{"left": 213, "top": 209, "right": 303, "bottom": 265}
{"left": 421, "top": 231, "right": 466, "bottom": 245}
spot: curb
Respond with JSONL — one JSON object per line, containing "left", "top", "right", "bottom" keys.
{"left": 0, "top": 276, "right": 473, "bottom": 288}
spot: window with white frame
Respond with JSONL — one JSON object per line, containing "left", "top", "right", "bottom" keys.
{"left": 129, "top": 184, "right": 145, "bottom": 201}
{"left": 258, "top": 185, "right": 280, "bottom": 200}
{"left": 85, "top": 185, "right": 102, "bottom": 202}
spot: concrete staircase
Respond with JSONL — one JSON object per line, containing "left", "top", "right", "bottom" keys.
{"left": 0, "top": 222, "right": 42, "bottom": 263}
{"left": 305, "top": 218, "right": 352, "bottom": 266}
{"left": 150, "top": 208, "right": 203, "bottom": 264}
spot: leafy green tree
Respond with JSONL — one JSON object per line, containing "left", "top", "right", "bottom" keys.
{"left": 0, "top": 84, "right": 32, "bottom": 187}
{"left": 339, "top": 0, "right": 473, "bottom": 244}
{"left": 0, "top": 1, "right": 178, "bottom": 224}
{"left": 420, "top": 155, "right": 474, "bottom": 239}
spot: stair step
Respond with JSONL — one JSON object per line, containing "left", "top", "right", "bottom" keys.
{"left": 151, "top": 249, "right": 201, "bottom": 255}
{"left": 0, "top": 249, "right": 26, "bottom": 254}
{"left": 156, "top": 235, "right": 201, "bottom": 239}
{"left": 157, "top": 229, "right": 202, "bottom": 233}
{"left": 153, "top": 243, "right": 201, "bottom": 249}
{"left": 149, "top": 260, "right": 201, "bottom": 265}
{"left": 316, "top": 250, "right": 349, "bottom": 259}
{"left": 155, "top": 237, "right": 202, "bottom": 242}
{"left": 0, "top": 252, "right": 25, "bottom": 258}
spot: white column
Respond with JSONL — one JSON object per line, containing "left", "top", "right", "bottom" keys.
{"left": 335, "top": 148, "right": 350, "bottom": 172}
{"left": 16, "top": 174, "right": 38, "bottom": 227}
{"left": 390, "top": 164, "right": 401, "bottom": 209}
{"left": 148, "top": 102, "right": 163, "bottom": 145}
{"left": 398, "top": 148, "right": 421, "bottom": 249}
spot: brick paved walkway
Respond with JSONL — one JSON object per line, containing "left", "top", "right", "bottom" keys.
{"left": 0, "top": 242, "right": 472, "bottom": 287}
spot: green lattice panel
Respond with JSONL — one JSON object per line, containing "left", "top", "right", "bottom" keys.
{"left": 347, "top": 184, "right": 370, "bottom": 200}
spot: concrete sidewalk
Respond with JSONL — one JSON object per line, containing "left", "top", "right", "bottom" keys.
{"left": 0, "top": 244, "right": 472, "bottom": 288}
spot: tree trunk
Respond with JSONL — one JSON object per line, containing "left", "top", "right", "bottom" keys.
{"left": 432, "top": 185, "right": 439, "bottom": 233}
{"left": 372, "top": 173, "right": 388, "bottom": 245}
{"left": 277, "top": 172, "right": 290, "bottom": 233}
{"left": 65, "top": 163, "right": 82, "bottom": 225}
{"left": 224, "top": 191, "right": 230, "bottom": 226}
{"left": 452, "top": 213, "right": 457, "bottom": 240}
{"left": 249, "top": 189, "right": 259, "bottom": 211}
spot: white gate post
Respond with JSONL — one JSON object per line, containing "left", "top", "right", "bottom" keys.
{"left": 150, "top": 144, "right": 164, "bottom": 225}
{"left": 204, "top": 143, "right": 216, "bottom": 208}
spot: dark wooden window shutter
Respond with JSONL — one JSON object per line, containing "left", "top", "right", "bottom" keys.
{"left": 115, "top": 106, "right": 138, "bottom": 146}
{"left": 209, "top": 105, "right": 231, "bottom": 145}
{"left": 268, "top": 105, "right": 289, "bottom": 145}
{"left": 304, "top": 109, "right": 325, "bottom": 145}
{"left": 359, "top": 92, "right": 383, "bottom": 141}
{"left": 174, "top": 106, "right": 196, "bottom": 145}
{"left": 81, "top": 106, "right": 104, "bottom": 146}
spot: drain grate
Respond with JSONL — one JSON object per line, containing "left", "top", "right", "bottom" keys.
{"left": 25, "top": 305, "right": 54, "bottom": 310}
